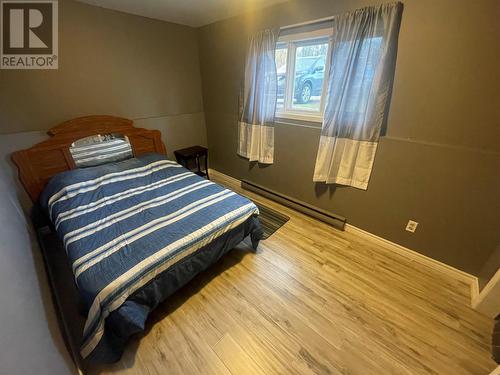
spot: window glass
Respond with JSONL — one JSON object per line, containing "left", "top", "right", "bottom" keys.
{"left": 275, "top": 46, "right": 288, "bottom": 111}
{"left": 291, "top": 42, "right": 328, "bottom": 112}
{"left": 274, "top": 29, "right": 332, "bottom": 122}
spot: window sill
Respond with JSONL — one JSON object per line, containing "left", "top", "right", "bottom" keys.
{"left": 276, "top": 111, "right": 323, "bottom": 124}
{"left": 275, "top": 113, "right": 323, "bottom": 130}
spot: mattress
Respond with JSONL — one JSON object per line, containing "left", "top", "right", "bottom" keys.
{"left": 39, "top": 153, "right": 262, "bottom": 362}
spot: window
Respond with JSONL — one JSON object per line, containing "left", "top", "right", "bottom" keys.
{"left": 275, "top": 28, "right": 332, "bottom": 122}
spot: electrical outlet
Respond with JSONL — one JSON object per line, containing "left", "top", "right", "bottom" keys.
{"left": 405, "top": 220, "right": 418, "bottom": 233}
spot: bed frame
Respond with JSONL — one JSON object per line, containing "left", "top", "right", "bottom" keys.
{"left": 11, "top": 115, "right": 166, "bottom": 202}
{"left": 11, "top": 115, "right": 167, "bottom": 374}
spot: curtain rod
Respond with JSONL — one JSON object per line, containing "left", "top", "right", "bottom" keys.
{"left": 280, "top": 16, "right": 334, "bottom": 31}
{"left": 280, "top": 1, "right": 403, "bottom": 30}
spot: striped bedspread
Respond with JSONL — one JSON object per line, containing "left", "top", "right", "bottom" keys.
{"left": 40, "top": 153, "right": 260, "bottom": 359}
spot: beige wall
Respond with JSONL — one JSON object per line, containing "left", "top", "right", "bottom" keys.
{"left": 0, "top": 0, "right": 207, "bottom": 153}
{"left": 198, "top": 0, "right": 500, "bottom": 275}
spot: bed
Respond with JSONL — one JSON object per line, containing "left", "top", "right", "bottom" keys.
{"left": 11, "top": 116, "right": 262, "bottom": 366}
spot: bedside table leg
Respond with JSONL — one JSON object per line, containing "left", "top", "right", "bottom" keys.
{"left": 205, "top": 154, "right": 209, "bottom": 180}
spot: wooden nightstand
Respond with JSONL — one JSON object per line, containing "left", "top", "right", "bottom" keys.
{"left": 174, "top": 146, "right": 209, "bottom": 179}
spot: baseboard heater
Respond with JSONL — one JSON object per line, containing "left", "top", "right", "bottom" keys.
{"left": 241, "top": 179, "right": 346, "bottom": 230}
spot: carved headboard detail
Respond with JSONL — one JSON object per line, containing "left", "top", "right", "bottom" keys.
{"left": 11, "top": 115, "right": 167, "bottom": 202}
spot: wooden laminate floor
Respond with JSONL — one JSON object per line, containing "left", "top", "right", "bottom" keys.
{"left": 91, "top": 172, "right": 496, "bottom": 375}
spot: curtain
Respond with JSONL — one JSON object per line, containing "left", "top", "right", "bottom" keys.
{"left": 313, "top": 2, "right": 403, "bottom": 189}
{"left": 238, "top": 29, "right": 279, "bottom": 164}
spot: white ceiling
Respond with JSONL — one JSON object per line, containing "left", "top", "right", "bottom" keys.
{"left": 77, "top": 0, "right": 290, "bottom": 27}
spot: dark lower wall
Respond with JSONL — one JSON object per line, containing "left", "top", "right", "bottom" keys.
{"left": 0, "top": 0, "right": 205, "bottom": 135}
{"left": 198, "top": 0, "right": 500, "bottom": 275}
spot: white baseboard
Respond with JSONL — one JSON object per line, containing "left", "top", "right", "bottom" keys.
{"left": 209, "top": 168, "right": 240, "bottom": 186}
{"left": 489, "top": 365, "right": 500, "bottom": 375}
{"left": 345, "top": 224, "right": 478, "bottom": 292}
{"left": 209, "top": 168, "right": 479, "bottom": 301}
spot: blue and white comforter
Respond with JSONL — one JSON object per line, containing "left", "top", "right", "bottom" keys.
{"left": 40, "top": 153, "right": 260, "bottom": 360}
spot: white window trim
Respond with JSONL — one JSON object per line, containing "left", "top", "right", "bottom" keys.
{"left": 276, "top": 111, "right": 323, "bottom": 123}
{"left": 276, "top": 27, "right": 333, "bottom": 124}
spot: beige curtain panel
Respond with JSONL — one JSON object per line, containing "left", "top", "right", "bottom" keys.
{"left": 313, "top": 2, "right": 403, "bottom": 189}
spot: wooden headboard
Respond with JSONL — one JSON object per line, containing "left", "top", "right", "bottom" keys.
{"left": 11, "top": 115, "right": 167, "bottom": 202}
